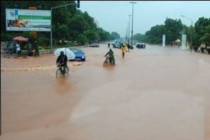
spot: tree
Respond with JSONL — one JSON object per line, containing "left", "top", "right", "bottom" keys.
{"left": 97, "top": 28, "right": 110, "bottom": 41}
{"left": 68, "top": 10, "right": 88, "bottom": 40}
{"left": 140, "top": 18, "right": 182, "bottom": 45}
{"left": 110, "top": 32, "right": 120, "bottom": 40}
{"left": 164, "top": 18, "right": 183, "bottom": 45}
{"left": 200, "top": 25, "right": 210, "bottom": 46}
{"left": 1, "top": 1, "right": 76, "bottom": 46}
{"left": 133, "top": 33, "right": 147, "bottom": 43}
{"left": 54, "top": 24, "right": 69, "bottom": 40}
{"left": 194, "top": 17, "right": 210, "bottom": 46}
{"left": 1, "top": 1, "right": 110, "bottom": 46}
{"left": 77, "top": 34, "right": 88, "bottom": 45}
{"left": 145, "top": 25, "right": 165, "bottom": 44}
{"left": 83, "top": 11, "right": 96, "bottom": 29}
{"left": 84, "top": 29, "right": 99, "bottom": 43}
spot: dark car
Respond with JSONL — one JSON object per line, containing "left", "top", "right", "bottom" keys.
{"left": 112, "top": 42, "right": 121, "bottom": 48}
{"left": 127, "top": 44, "right": 134, "bottom": 49}
{"left": 89, "top": 43, "right": 99, "bottom": 47}
{"left": 136, "top": 43, "right": 146, "bottom": 49}
{"left": 69, "top": 48, "right": 86, "bottom": 61}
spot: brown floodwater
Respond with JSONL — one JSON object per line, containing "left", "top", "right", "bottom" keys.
{"left": 1, "top": 44, "right": 210, "bottom": 140}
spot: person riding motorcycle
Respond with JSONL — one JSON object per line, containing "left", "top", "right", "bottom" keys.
{"left": 56, "top": 51, "right": 68, "bottom": 74}
{"left": 104, "top": 48, "right": 115, "bottom": 65}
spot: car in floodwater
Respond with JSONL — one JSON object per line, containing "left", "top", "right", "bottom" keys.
{"left": 69, "top": 48, "right": 86, "bottom": 61}
{"left": 112, "top": 42, "right": 122, "bottom": 48}
{"left": 89, "top": 43, "right": 100, "bottom": 47}
{"left": 136, "top": 43, "right": 146, "bottom": 49}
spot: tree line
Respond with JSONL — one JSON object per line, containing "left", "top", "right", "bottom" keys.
{"left": 134, "top": 17, "right": 210, "bottom": 48}
{"left": 1, "top": 1, "right": 121, "bottom": 47}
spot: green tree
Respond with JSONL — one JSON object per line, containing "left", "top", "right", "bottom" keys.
{"left": 145, "top": 25, "right": 165, "bottom": 44}
{"left": 54, "top": 24, "right": 69, "bottom": 40}
{"left": 194, "top": 17, "right": 210, "bottom": 46}
{"left": 200, "top": 25, "right": 210, "bottom": 46}
{"left": 68, "top": 10, "right": 88, "bottom": 41}
{"left": 110, "top": 32, "right": 120, "bottom": 40}
{"left": 1, "top": 1, "right": 76, "bottom": 46}
{"left": 84, "top": 29, "right": 99, "bottom": 43}
{"left": 164, "top": 18, "right": 183, "bottom": 44}
{"left": 133, "top": 33, "right": 147, "bottom": 42}
{"left": 97, "top": 28, "right": 110, "bottom": 41}
{"left": 77, "top": 34, "right": 88, "bottom": 45}
{"left": 83, "top": 11, "right": 96, "bottom": 29}
{"left": 1, "top": 1, "right": 110, "bottom": 46}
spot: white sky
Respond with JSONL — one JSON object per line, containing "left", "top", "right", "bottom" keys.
{"left": 80, "top": 1, "right": 210, "bottom": 37}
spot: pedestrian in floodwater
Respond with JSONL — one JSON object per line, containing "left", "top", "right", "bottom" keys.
{"left": 121, "top": 45, "right": 126, "bottom": 58}
{"left": 108, "top": 43, "right": 110, "bottom": 48}
{"left": 13, "top": 41, "right": 16, "bottom": 53}
{"left": 34, "top": 41, "right": 39, "bottom": 56}
{"left": 16, "top": 42, "right": 21, "bottom": 57}
{"left": 27, "top": 41, "right": 33, "bottom": 56}
{"left": 7, "top": 41, "right": 12, "bottom": 57}
{"left": 105, "top": 48, "right": 115, "bottom": 65}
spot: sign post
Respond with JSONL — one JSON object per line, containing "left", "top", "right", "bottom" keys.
{"left": 162, "top": 34, "right": 166, "bottom": 47}
{"left": 181, "top": 34, "right": 187, "bottom": 49}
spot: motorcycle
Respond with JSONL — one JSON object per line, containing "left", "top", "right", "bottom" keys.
{"left": 103, "top": 55, "right": 109, "bottom": 67}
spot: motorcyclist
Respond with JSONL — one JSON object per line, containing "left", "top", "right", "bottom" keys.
{"left": 56, "top": 51, "right": 68, "bottom": 74}
{"left": 105, "top": 48, "right": 115, "bottom": 65}
{"left": 108, "top": 43, "right": 110, "bottom": 48}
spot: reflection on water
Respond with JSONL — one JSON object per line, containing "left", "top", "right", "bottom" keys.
{"left": 103, "top": 65, "right": 115, "bottom": 70}
{"left": 55, "top": 76, "right": 71, "bottom": 94}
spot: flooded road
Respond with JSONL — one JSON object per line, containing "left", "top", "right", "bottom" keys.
{"left": 1, "top": 44, "right": 210, "bottom": 140}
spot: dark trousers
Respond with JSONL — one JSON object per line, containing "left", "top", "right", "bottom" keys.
{"left": 109, "top": 57, "right": 115, "bottom": 65}
{"left": 122, "top": 52, "right": 125, "bottom": 58}
{"left": 35, "top": 50, "right": 39, "bottom": 56}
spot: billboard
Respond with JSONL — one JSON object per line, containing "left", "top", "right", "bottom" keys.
{"left": 6, "top": 9, "right": 51, "bottom": 32}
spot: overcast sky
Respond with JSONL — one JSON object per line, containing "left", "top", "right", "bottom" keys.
{"left": 80, "top": 1, "right": 210, "bottom": 37}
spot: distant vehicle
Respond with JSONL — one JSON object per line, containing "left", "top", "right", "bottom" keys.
{"left": 112, "top": 43, "right": 117, "bottom": 48}
{"left": 89, "top": 43, "right": 99, "bottom": 47}
{"left": 136, "top": 43, "right": 146, "bottom": 49}
{"left": 127, "top": 43, "right": 134, "bottom": 49}
{"left": 199, "top": 44, "right": 210, "bottom": 54}
{"left": 69, "top": 48, "right": 86, "bottom": 61}
{"left": 112, "top": 42, "right": 121, "bottom": 48}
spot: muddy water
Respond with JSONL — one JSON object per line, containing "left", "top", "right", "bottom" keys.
{"left": 1, "top": 44, "right": 210, "bottom": 140}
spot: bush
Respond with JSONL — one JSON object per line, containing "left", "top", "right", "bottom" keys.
{"left": 38, "top": 36, "right": 50, "bottom": 47}
{"left": 38, "top": 46, "right": 44, "bottom": 50}
{"left": 77, "top": 34, "right": 88, "bottom": 45}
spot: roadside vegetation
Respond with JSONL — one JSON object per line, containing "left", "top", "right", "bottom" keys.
{"left": 1, "top": 1, "right": 121, "bottom": 48}
{"left": 134, "top": 17, "right": 210, "bottom": 49}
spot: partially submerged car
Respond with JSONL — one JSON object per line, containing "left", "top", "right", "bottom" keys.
{"left": 136, "top": 43, "right": 146, "bottom": 49}
{"left": 69, "top": 48, "right": 86, "bottom": 61}
{"left": 200, "top": 44, "right": 210, "bottom": 54}
{"left": 89, "top": 43, "right": 99, "bottom": 47}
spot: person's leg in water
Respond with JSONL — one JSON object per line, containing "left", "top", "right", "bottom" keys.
{"left": 58, "top": 64, "right": 63, "bottom": 74}
{"left": 65, "top": 63, "right": 69, "bottom": 73}
{"left": 63, "top": 64, "right": 67, "bottom": 74}
{"left": 109, "top": 57, "right": 114, "bottom": 65}
{"left": 59, "top": 64, "right": 65, "bottom": 75}
{"left": 109, "top": 57, "right": 112, "bottom": 65}
{"left": 112, "top": 57, "right": 115, "bottom": 65}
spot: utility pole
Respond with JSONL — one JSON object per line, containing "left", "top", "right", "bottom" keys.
{"left": 130, "top": 2, "right": 136, "bottom": 47}
{"left": 126, "top": 22, "right": 130, "bottom": 41}
{"left": 128, "top": 15, "right": 131, "bottom": 43}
